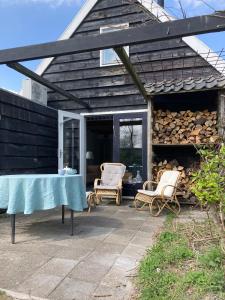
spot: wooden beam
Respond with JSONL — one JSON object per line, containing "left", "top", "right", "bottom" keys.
{"left": 114, "top": 47, "right": 149, "bottom": 101}
{"left": 7, "top": 62, "right": 90, "bottom": 109}
{"left": 147, "top": 98, "right": 153, "bottom": 181}
{"left": 0, "top": 11, "right": 225, "bottom": 64}
{"left": 218, "top": 90, "right": 225, "bottom": 138}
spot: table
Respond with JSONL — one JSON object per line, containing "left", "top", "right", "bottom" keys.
{"left": 0, "top": 174, "right": 87, "bottom": 243}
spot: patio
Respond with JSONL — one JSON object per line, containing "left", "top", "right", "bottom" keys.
{"left": 0, "top": 200, "right": 165, "bottom": 300}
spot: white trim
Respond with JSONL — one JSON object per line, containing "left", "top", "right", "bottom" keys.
{"left": 58, "top": 110, "right": 86, "bottom": 183}
{"left": 36, "top": 0, "right": 225, "bottom": 76}
{"left": 36, "top": 0, "right": 99, "bottom": 75}
{"left": 81, "top": 109, "right": 147, "bottom": 117}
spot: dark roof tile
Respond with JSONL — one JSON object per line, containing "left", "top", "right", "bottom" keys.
{"left": 145, "top": 75, "right": 225, "bottom": 95}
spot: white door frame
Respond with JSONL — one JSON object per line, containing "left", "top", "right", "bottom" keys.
{"left": 58, "top": 110, "right": 86, "bottom": 182}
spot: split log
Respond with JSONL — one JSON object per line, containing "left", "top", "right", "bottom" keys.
{"left": 153, "top": 109, "right": 219, "bottom": 144}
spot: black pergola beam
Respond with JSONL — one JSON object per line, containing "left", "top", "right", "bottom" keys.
{"left": 0, "top": 11, "right": 225, "bottom": 64}
{"left": 114, "top": 47, "right": 149, "bottom": 101}
{"left": 7, "top": 62, "right": 90, "bottom": 109}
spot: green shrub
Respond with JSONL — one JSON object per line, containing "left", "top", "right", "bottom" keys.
{"left": 191, "top": 144, "right": 225, "bottom": 224}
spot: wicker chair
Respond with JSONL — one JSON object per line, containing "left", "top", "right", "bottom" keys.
{"left": 94, "top": 163, "right": 126, "bottom": 205}
{"left": 134, "top": 170, "right": 181, "bottom": 216}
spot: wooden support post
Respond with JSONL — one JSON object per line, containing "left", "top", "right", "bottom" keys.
{"left": 147, "top": 98, "right": 153, "bottom": 181}
{"left": 218, "top": 90, "right": 225, "bottom": 140}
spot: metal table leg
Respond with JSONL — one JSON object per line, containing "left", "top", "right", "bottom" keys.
{"left": 62, "top": 205, "right": 65, "bottom": 224}
{"left": 10, "top": 214, "right": 16, "bottom": 244}
{"left": 71, "top": 209, "right": 74, "bottom": 236}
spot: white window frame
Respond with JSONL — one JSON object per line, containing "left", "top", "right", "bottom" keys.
{"left": 100, "top": 23, "right": 129, "bottom": 67}
{"left": 58, "top": 110, "right": 86, "bottom": 183}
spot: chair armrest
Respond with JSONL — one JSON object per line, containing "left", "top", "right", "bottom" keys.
{"left": 143, "top": 180, "right": 158, "bottom": 190}
{"left": 94, "top": 178, "right": 102, "bottom": 188}
{"left": 161, "top": 185, "right": 177, "bottom": 199}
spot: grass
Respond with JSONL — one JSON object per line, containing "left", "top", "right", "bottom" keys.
{"left": 137, "top": 215, "right": 225, "bottom": 300}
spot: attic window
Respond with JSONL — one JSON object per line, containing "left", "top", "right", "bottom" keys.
{"left": 100, "top": 23, "right": 129, "bottom": 67}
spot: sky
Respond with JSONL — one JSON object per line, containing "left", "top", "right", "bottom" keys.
{"left": 0, "top": 0, "right": 225, "bottom": 93}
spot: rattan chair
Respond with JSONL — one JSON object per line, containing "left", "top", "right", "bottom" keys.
{"left": 134, "top": 170, "right": 181, "bottom": 216}
{"left": 94, "top": 163, "right": 126, "bottom": 205}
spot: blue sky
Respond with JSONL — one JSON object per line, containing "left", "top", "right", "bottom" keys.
{"left": 0, "top": 0, "right": 225, "bottom": 92}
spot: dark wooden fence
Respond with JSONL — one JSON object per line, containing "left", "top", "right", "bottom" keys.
{"left": 0, "top": 89, "right": 58, "bottom": 174}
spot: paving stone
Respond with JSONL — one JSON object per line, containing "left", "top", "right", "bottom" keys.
{"left": 93, "top": 282, "right": 134, "bottom": 300}
{"left": 121, "top": 244, "right": 147, "bottom": 259}
{"left": 130, "top": 235, "right": 154, "bottom": 248}
{"left": 76, "top": 225, "right": 114, "bottom": 240}
{"left": 36, "top": 258, "right": 78, "bottom": 277}
{"left": 95, "top": 242, "right": 125, "bottom": 255}
{"left": 0, "top": 252, "right": 50, "bottom": 289}
{"left": 54, "top": 245, "right": 93, "bottom": 261}
{"left": 99, "top": 266, "right": 129, "bottom": 287}
{"left": 49, "top": 277, "right": 97, "bottom": 300}
{"left": 69, "top": 261, "right": 110, "bottom": 283}
{"left": 103, "top": 229, "right": 137, "bottom": 245}
{"left": 86, "top": 251, "right": 119, "bottom": 267}
{"left": 16, "top": 274, "right": 63, "bottom": 298}
{"left": 114, "top": 255, "right": 138, "bottom": 272}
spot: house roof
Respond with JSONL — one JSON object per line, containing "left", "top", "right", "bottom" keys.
{"left": 36, "top": 0, "right": 225, "bottom": 77}
{"left": 145, "top": 75, "right": 225, "bottom": 95}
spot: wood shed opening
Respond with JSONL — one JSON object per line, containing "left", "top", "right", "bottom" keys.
{"left": 151, "top": 90, "right": 219, "bottom": 197}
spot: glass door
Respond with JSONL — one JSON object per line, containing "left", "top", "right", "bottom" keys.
{"left": 113, "top": 112, "right": 147, "bottom": 181}
{"left": 58, "top": 110, "right": 86, "bottom": 179}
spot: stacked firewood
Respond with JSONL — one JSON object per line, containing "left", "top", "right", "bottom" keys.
{"left": 153, "top": 109, "right": 219, "bottom": 144}
{"left": 152, "top": 159, "right": 199, "bottom": 194}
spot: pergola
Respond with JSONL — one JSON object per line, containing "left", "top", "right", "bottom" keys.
{"left": 1, "top": 10, "right": 225, "bottom": 109}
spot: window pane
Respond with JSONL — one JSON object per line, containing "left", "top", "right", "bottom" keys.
{"left": 102, "top": 49, "right": 120, "bottom": 65}
{"left": 119, "top": 120, "right": 143, "bottom": 178}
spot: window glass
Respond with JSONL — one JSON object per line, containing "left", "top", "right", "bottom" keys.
{"left": 119, "top": 118, "right": 143, "bottom": 179}
{"left": 100, "top": 24, "right": 129, "bottom": 66}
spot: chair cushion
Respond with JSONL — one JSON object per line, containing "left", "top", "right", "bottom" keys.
{"left": 156, "top": 171, "right": 180, "bottom": 198}
{"left": 137, "top": 189, "right": 158, "bottom": 197}
{"left": 101, "top": 164, "right": 126, "bottom": 186}
{"left": 96, "top": 185, "right": 118, "bottom": 190}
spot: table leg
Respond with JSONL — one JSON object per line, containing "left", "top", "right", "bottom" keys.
{"left": 62, "top": 205, "right": 65, "bottom": 224}
{"left": 10, "top": 214, "right": 16, "bottom": 244}
{"left": 71, "top": 209, "right": 74, "bottom": 236}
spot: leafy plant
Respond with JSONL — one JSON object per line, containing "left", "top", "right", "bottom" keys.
{"left": 191, "top": 144, "right": 225, "bottom": 226}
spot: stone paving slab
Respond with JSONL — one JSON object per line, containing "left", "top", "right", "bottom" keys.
{"left": 0, "top": 200, "right": 166, "bottom": 299}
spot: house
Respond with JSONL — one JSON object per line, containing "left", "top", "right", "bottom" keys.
{"left": 0, "top": 0, "right": 223, "bottom": 196}
{"left": 33, "top": 0, "right": 225, "bottom": 195}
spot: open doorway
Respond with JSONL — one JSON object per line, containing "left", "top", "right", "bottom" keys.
{"left": 86, "top": 117, "right": 113, "bottom": 188}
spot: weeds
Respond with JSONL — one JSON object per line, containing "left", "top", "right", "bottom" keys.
{"left": 137, "top": 219, "right": 225, "bottom": 300}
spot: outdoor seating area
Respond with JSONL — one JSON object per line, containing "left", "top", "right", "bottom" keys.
{"left": 0, "top": 0, "right": 225, "bottom": 299}
{"left": 0, "top": 163, "right": 183, "bottom": 245}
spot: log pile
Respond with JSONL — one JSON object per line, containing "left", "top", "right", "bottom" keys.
{"left": 152, "top": 159, "right": 199, "bottom": 194}
{"left": 153, "top": 109, "right": 219, "bottom": 144}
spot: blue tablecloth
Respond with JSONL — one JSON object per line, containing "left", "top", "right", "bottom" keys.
{"left": 0, "top": 174, "right": 87, "bottom": 214}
